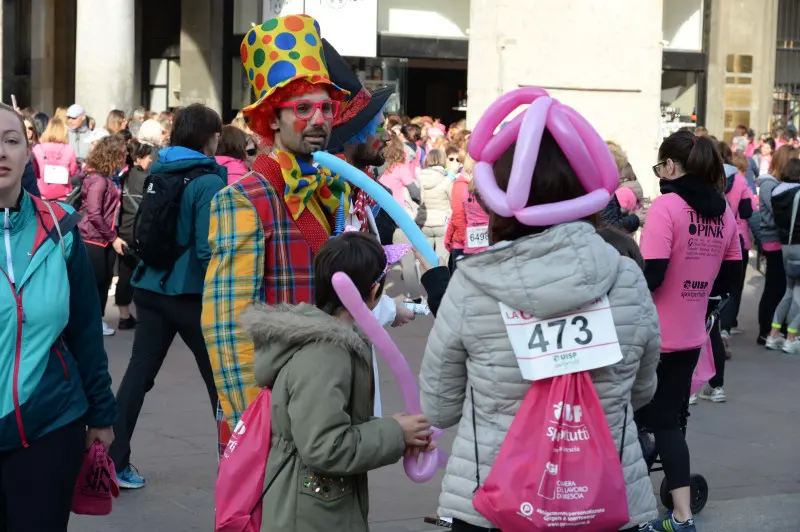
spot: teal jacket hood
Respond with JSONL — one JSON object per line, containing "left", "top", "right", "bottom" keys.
{"left": 152, "top": 146, "right": 227, "bottom": 181}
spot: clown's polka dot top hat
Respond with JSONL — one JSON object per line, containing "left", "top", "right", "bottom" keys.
{"left": 240, "top": 14, "right": 348, "bottom": 123}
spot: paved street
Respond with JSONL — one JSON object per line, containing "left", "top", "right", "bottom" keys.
{"left": 71, "top": 268, "right": 800, "bottom": 531}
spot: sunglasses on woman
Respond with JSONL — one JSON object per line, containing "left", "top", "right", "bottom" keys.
{"left": 275, "top": 100, "right": 341, "bottom": 120}
{"left": 448, "top": 156, "right": 459, "bottom": 162}
{"left": 652, "top": 160, "right": 666, "bottom": 177}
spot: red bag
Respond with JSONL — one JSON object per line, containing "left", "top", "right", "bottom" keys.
{"left": 472, "top": 372, "right": 629, "bottom": 531}
{"left": 71, "top": 442, "right": 120, "bottom": 515}
{"left": 215, "top": 388, "right": 272, "bottom": 532}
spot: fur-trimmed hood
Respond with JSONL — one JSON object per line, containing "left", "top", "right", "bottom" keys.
{"left": 240, "top": 302, "right": 371, "bottom": 388}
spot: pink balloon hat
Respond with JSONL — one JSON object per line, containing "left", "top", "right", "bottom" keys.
{"left": 468, "top": 87, "right": 619, "bottom": 227}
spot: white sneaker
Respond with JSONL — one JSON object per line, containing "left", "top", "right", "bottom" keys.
{"left": 102, "top": 321, "right": 116, "bottom": 336}
{"left": 765, "top": 335, "right": 784, "bottom": 350}
{"left": 698, "top": 384, "right": 726, "bottom": 403}
{"left": 688, "top": 393, "right": 698, "bottom": 406}
{"left": 783, "top": 338, "right": 800, "bottom": 354}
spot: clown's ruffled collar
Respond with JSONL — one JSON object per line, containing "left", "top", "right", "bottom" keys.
{"left": 271, "top": 150, "right": 350, "bottom": 232}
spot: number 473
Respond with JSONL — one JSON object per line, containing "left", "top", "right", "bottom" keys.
{"left": 528, "top": 316, "right": 593, "bottom": 352}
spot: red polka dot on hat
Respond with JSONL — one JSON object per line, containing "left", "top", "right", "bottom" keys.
{"left": 301, "top": 56, "right": 320, "bottom": 72}
{"left": 284, "top": 16, "right": 304, "bottom": 31}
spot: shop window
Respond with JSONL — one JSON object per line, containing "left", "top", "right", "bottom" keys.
{"left": 234, "top": 0, "right": 261, "bottom": 34}
{"left": 661, "top": 71, "right": 698, "bottom": 138}
{"left": 662, "top": 0, "right": 703, "bottom": 52}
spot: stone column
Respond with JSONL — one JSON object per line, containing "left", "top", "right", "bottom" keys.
{"left": 467, "top": 0, "right": 664, "bottom": 199}
{"left": 179, "top": 0, "right": 225, "bottom": 114}
{"left": 706, "top": 0, "right": 780, "bottom": 140}
{"left": 75, "top": 0, "right": 135, "bottom": 118}
{"left": 30, "top": 0, "right": 56, "bottom": 112}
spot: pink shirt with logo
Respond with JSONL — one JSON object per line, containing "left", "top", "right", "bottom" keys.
{"left": 640, "top": 193, "right": 742, "bottom": 352}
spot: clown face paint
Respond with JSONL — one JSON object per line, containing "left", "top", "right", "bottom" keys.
{"left": 275, "top": 88, "right": 333, "bottom": 155}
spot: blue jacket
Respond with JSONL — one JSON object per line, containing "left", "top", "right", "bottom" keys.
{"left": 0, "top": 192, "right": 117, "bottom": 450}
{"left": 132, "top": 146, "right": 227, "bottom": 296}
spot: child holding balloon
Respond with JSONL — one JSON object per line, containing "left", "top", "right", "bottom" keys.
{"left": 240, "top": 231, "right": 435, "bottom": 532}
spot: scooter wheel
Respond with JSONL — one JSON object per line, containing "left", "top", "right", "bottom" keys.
{"left": 658, "top": 474, "right": 709, "bottom": 515}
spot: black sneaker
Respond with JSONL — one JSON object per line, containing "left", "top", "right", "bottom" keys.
{"left": 757, "top": 335, "right": 767, "bottom": 346}
{"left": 118, "top": 316, "right": 137, "bottom": 330}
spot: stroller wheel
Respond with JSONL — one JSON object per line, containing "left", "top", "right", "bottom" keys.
{"left": 690, "top": 474, "right": 709, "bottom": 514}
{"left": 659, "top": 474, "right": 709, "bottom": 515}
{"left": 659, "top": 477, "right": 673, "bottom": 510}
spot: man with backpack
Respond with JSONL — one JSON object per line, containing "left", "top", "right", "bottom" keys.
{"left": 107, "top": 104, "right": 227, "bottom": 490}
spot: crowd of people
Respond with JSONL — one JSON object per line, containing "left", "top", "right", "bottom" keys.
{"left": 0, "top": 12, "right": 797, "bottom": 532}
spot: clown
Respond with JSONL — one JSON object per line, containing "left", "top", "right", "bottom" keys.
{"left": 203, "top": 15, "right": 411, "bottom": 432}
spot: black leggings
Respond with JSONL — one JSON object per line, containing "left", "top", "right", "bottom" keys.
{"left": 108, "top": 289, "right": 218, "bottom": 471}
{"left": 758, "top": 249, "right": 787, "bottom": 338}
{"left": 86, "top": 243, "right": 116, "bottom": 317}
{"left": 634, "top": 348, "right": 700, "bottom": 491}
{"left": 115, "top": 251, "right": 136, "bottom": 307}
{"left": 720, "top": 236, "right": 746, "bottom": 332}
{"left": 0, "top": 419, "right": 85, "bottom": 531}
{"left": 708, "top": 299, "right": 726, "bottom": 388}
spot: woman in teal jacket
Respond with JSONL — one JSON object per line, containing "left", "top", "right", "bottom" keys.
{"left": 108, "top": 104, "right": 226, "bottom": 489}
{"left": 0, "top": 103, "right": 117, "bottom": 531}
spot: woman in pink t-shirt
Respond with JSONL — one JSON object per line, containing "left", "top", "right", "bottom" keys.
{"left": 638, "top": 131, "right": 742, "bottom": 532}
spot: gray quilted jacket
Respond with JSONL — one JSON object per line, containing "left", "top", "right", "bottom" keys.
{"left": 420, "top": 222, "right": 661, "bottom": 529}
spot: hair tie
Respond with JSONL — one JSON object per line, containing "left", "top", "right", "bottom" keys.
{"left": 468, "top": 87, "right": 618, "bottom": 227}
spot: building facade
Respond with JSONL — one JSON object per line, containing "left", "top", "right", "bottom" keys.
{"left": 0, "top": 0, "right": 794, "bottom": 192}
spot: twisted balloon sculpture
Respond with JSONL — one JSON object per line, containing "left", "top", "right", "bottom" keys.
{"left": 332, "top": 272, "right": 446, "bottom": 483}
{"left": 469, "top": 87, "right": 619, "bottom": 226}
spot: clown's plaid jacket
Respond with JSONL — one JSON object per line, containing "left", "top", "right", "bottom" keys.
{"left": 202, "top": 155, "right": 331, "bottom": 430}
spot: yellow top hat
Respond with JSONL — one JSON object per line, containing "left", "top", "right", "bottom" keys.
{"left": 240, "top": 15, "right": 347, "bottom": 120}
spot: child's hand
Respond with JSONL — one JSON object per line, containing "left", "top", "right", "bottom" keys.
{"left": 392, "top": 413, "right": 432, "bottom": 446}
{"left": 404, "top": 440, "right": 439, "bottom": 459}
{"left": 392, "top": 297, "right": 415, "bottom": 327}
{"left": 413, "top": 248, "right": 447, "bottom": 275}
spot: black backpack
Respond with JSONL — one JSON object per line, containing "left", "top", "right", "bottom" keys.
{"left": 133, "top": 167, "right": 208, "bottom": 285}
{"left": 65, "top": 173, "right": 86, "bottom": 210}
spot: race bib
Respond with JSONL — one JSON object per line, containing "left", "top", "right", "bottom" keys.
{"left": 467, "top": 225, "right": 489, "bottom": 249}
{"left": 44, "top": 165, "right": 69, "bottom": 185}
{"left": 499, "top": 295, "right": 623, "bottom": 381}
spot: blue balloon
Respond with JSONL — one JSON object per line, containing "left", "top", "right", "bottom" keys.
{"left": 313, "top": 151, "right": 439, "bottom": 266}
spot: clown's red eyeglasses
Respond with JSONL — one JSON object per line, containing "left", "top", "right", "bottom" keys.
{"left": 275, "top": 100, "right": 341, "bottom": 120}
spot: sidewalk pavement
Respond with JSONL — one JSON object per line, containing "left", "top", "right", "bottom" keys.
{"left": 70, "top": 269, "right": 800, "bottom": 531}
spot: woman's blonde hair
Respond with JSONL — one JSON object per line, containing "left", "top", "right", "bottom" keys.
{"left": 86, "top": 135, "right": 126, "bottom": 177}
{"left": 462, "top": 154, "right": 476, "bottom": 177}
{"left": 424, "top": 148, "right": 447, "bottom": 168}
{"left": 105, "top": 109, "right": 126, "bottom": 134}
{"left": 53, "top": 107, "right": 67, "bottom": 123}
{"left": 40, "top": 118, "right": 69, "bottom": 144}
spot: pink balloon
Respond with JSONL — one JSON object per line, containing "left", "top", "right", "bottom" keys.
{"left": 469, "top": 87, "right": 548, "bottom": 161}
{"left": 474, "top": 161, "right": 513, "bottom": 217}
{"left": 561, "top": 106, "right": 619, "bottom": 193}
{"left": 470, "top": 87, "right": 615, "bottom": 227}
{"left": 481, "top": 112, "right": 523, "bottom": 164}
{"left": 331, "top": 272, "right": 445, "bottom": 483}
{"left": 507, "top": 97, "right": 551, "bottom": 212}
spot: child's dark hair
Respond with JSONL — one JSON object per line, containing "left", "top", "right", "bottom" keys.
{"left": 597, "top": 227, "right": 645, "bottom": 270}
{"left": 716, "top": 140, "right": 733, "bottom": 165}
{"left": 658, "top": 130, "right": 725, "bottom": 192}
{"left": 314, "top": 232, "right": 388, "bottom": 315}
{"left": 784, "top": 159, "right": 800, "bottom": 184}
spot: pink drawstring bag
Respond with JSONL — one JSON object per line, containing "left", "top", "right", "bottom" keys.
{"left": 215, "top": 388, "right": 273, "bottom": 532}
{"left": 473, "top": 373, "right": 629, "bottom": 531}
{"left": 691, "top": 337, "right": 716, "bottom": 395}
{"left": 72, "top": 442, "right": 119, "bottom": 515}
